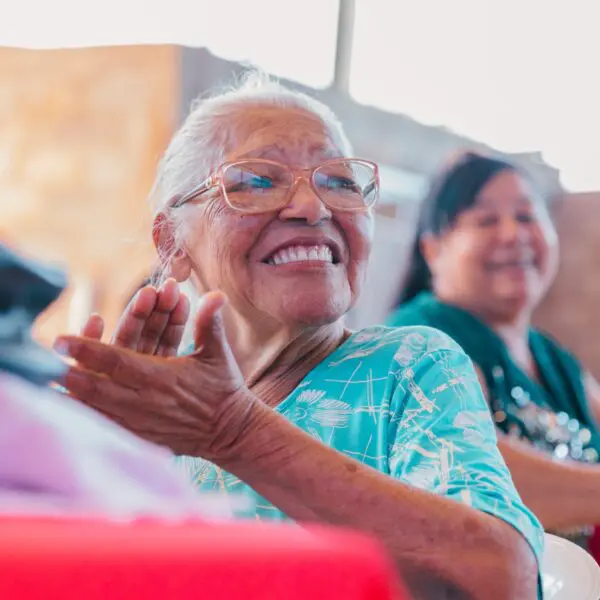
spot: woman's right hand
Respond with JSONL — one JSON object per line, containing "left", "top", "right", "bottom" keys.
{"left": 81, "top": 278, "right": 189, "bottom": 357}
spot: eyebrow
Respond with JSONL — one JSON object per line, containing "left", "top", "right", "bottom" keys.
{"left": 474, "top": 195, "right": 536, "bottom": 209}
{"left": 236, "top": 143, "right": 340, "bottom": 162}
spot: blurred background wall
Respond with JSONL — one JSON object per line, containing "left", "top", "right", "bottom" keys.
{"left": 1, "top": 0, "right": 599, "bottom": 374}
{"left": 0, "top": 46, "right": 176, "bottom": 340}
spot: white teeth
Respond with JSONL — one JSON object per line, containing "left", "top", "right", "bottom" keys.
{"left": 268, "top": 245, "right": 334, "bottom": 266}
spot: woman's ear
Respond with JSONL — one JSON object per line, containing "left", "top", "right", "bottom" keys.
{"left": 419, "top": 233, "right": 440, "bottom": 269}
{"left": 152, "top": 212, "right": 191, "bottom": 282}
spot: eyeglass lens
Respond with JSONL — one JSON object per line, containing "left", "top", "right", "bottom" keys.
{"left": 221, "top": 160, "right": 377, "bottom": 213}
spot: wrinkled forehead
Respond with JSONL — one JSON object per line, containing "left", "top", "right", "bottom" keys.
{"left": 222, "top": 105, "right": 347, "bottom": 167}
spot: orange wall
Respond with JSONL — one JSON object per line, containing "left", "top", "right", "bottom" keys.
{"left": 0, "top": 45, "right": 178, "bottom": 343}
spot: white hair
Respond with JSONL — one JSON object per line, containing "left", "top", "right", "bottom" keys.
{"left": 149, "top": 70, "right": 353, "bottom": 286}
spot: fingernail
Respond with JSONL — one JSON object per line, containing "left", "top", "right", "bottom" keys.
{"left": 67, "top": 369, "right": 86, "bottom": 384}
{"left": 53, "top": 339, "right": 71, "bottom": 357}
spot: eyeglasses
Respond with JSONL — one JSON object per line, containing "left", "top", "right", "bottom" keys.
{"left": 171, "top": 157, "right": 379, "bottom": 214}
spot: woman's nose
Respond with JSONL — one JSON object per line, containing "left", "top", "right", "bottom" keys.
{"left": 278, "top": 179, "right": 332, "bottom": 225}
{"left": 498, "top": 215, "right": 528, "bottom": 243}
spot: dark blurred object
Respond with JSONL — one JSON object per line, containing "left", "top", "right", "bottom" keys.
{"left": 0, "top": 243, "right": 67, "bottom": 385}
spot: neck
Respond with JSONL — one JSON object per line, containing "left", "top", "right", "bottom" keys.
{"left": 224, "top": 309, "right": 347, "bottom": 385}
{"left": 491, "top": 317, "right": 531, "bottom": 355}
{"left": 436, "top": 291, "right": 531, "bottom": 345}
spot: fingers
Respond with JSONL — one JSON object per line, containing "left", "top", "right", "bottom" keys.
{"left": 54, "top": 336, "right": 156, "bottom": 389}
{"left": 80, "top": 313, "right": 104, "bottom": 340}
{"left": 156, "top": 293, "right": 190, "bottom": 357}
{"left": 112, "top": 285, "right": 159, "bottom": 349}
{"left": 62, "top": 364, "right": 130, "bottom": 410}
{"left": 192, "top": 291, "right": 228, "bottom": 358}
{"left": 61, "top": 365, "right": 141, "bottom": 435}
{"left": 112, "top": 278, "right": 187, "bottom": 356}
{"left": 136, "top": 279, "right": 181, "bottom": 355}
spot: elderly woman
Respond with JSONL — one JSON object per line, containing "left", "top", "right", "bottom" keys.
{"left": 388, "top": 151, "right": 600, "bottom": 549}
{"left": 56, "top": 74, "right": 541, "bottom": 599}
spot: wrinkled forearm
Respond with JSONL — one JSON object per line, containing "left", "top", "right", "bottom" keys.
{"left": 219, "top": 401, "right": 538, "bottom": 600}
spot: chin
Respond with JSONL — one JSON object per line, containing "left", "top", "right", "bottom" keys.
{"left": 493, "top": 286, "right": 536, "bottom": 317}
{"left": 490, "top": 272, "right": 543, "bottom": 311}
{"left": 275, "top": 294, "right": 349, "bottom": 327}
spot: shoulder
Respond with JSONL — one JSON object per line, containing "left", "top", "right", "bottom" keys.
{"left": 386, "top": 296, "right": 439, "bottom": 328}
{"left": 386, "top": 296, "right": 473, "bottom": 349}
{"left": 336, "top": 325, "right": 467, "bottom": 378}
{"left": 347, "top": 327, "right": 483, "bottom": 416}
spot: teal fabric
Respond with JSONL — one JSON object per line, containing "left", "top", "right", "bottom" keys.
{"left": 176, "top": 325, "right": 544, "bottom": 573}
{"left": 387, "top": 292, "right": 600, "bottom": 454}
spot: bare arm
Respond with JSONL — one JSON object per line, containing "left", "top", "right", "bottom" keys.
{"left": 61, "top": 313, "right": 538, "bottom": 600}
{"left": 474, "top": 365, "right": 600, "bottom": 530}
{"left": 225, "top": 398, "right": 537, "bottom": 600}
{"left": 583, "top": 371, "right": 600, "bottom": 427}
{"left": 223, "top": 402, "right": 537, "bottom": 600}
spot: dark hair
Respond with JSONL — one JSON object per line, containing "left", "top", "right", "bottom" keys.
{"left": 397, "top": 152, "right": 517, "bottom": 305}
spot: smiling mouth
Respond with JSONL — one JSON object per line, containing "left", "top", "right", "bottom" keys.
{"left": 487, "top": 259, "right": 537, "bottom": 271}
{"left": 263, "top": 244, "right": 339, "bottom": 266}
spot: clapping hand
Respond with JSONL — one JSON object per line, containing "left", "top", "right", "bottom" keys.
{"left": 55, "top": 291, "right": 259, "bottom": 461}
{"left": 81, "top": 278, "right": 189, "bottom": 356}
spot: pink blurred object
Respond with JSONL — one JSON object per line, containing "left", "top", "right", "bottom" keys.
{"left": 0, "top": 517, "right": 407, "bottom": 600}
{"left": 0, "top": 371, "right": 237, "bottom": 520}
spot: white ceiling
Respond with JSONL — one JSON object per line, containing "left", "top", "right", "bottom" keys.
{"left": 3, "top": 0, "right": 599, "bottom": 191}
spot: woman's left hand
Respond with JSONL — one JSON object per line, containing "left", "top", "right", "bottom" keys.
{"left": 54, "top": 291, "right": 257, "bottom": 460}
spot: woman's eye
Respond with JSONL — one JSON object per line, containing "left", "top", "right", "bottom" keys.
{"left": 477, "top": 215, "right": 499, "bottom": 227}
{"left": 247, "top": 175, "right": 274, "bottom": 189}
{"left": 516, "top": 212, "right": 535, "bottom": 223}
{"left": 229, "top": 175, "right": 274, "bottom": 192}
{"left": 475, "top": 212, "right": 536, "bottom": 227}
{"left": 325, "top": 176, "right": 360, "bottom": 192}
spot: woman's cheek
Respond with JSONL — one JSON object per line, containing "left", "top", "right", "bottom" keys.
{"left": 340, "top": 212, "right": 374, "bottom": 261}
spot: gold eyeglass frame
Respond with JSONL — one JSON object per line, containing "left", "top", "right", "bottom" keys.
{"left": 170, "top": 157, "right": 380, "bottom": 213}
